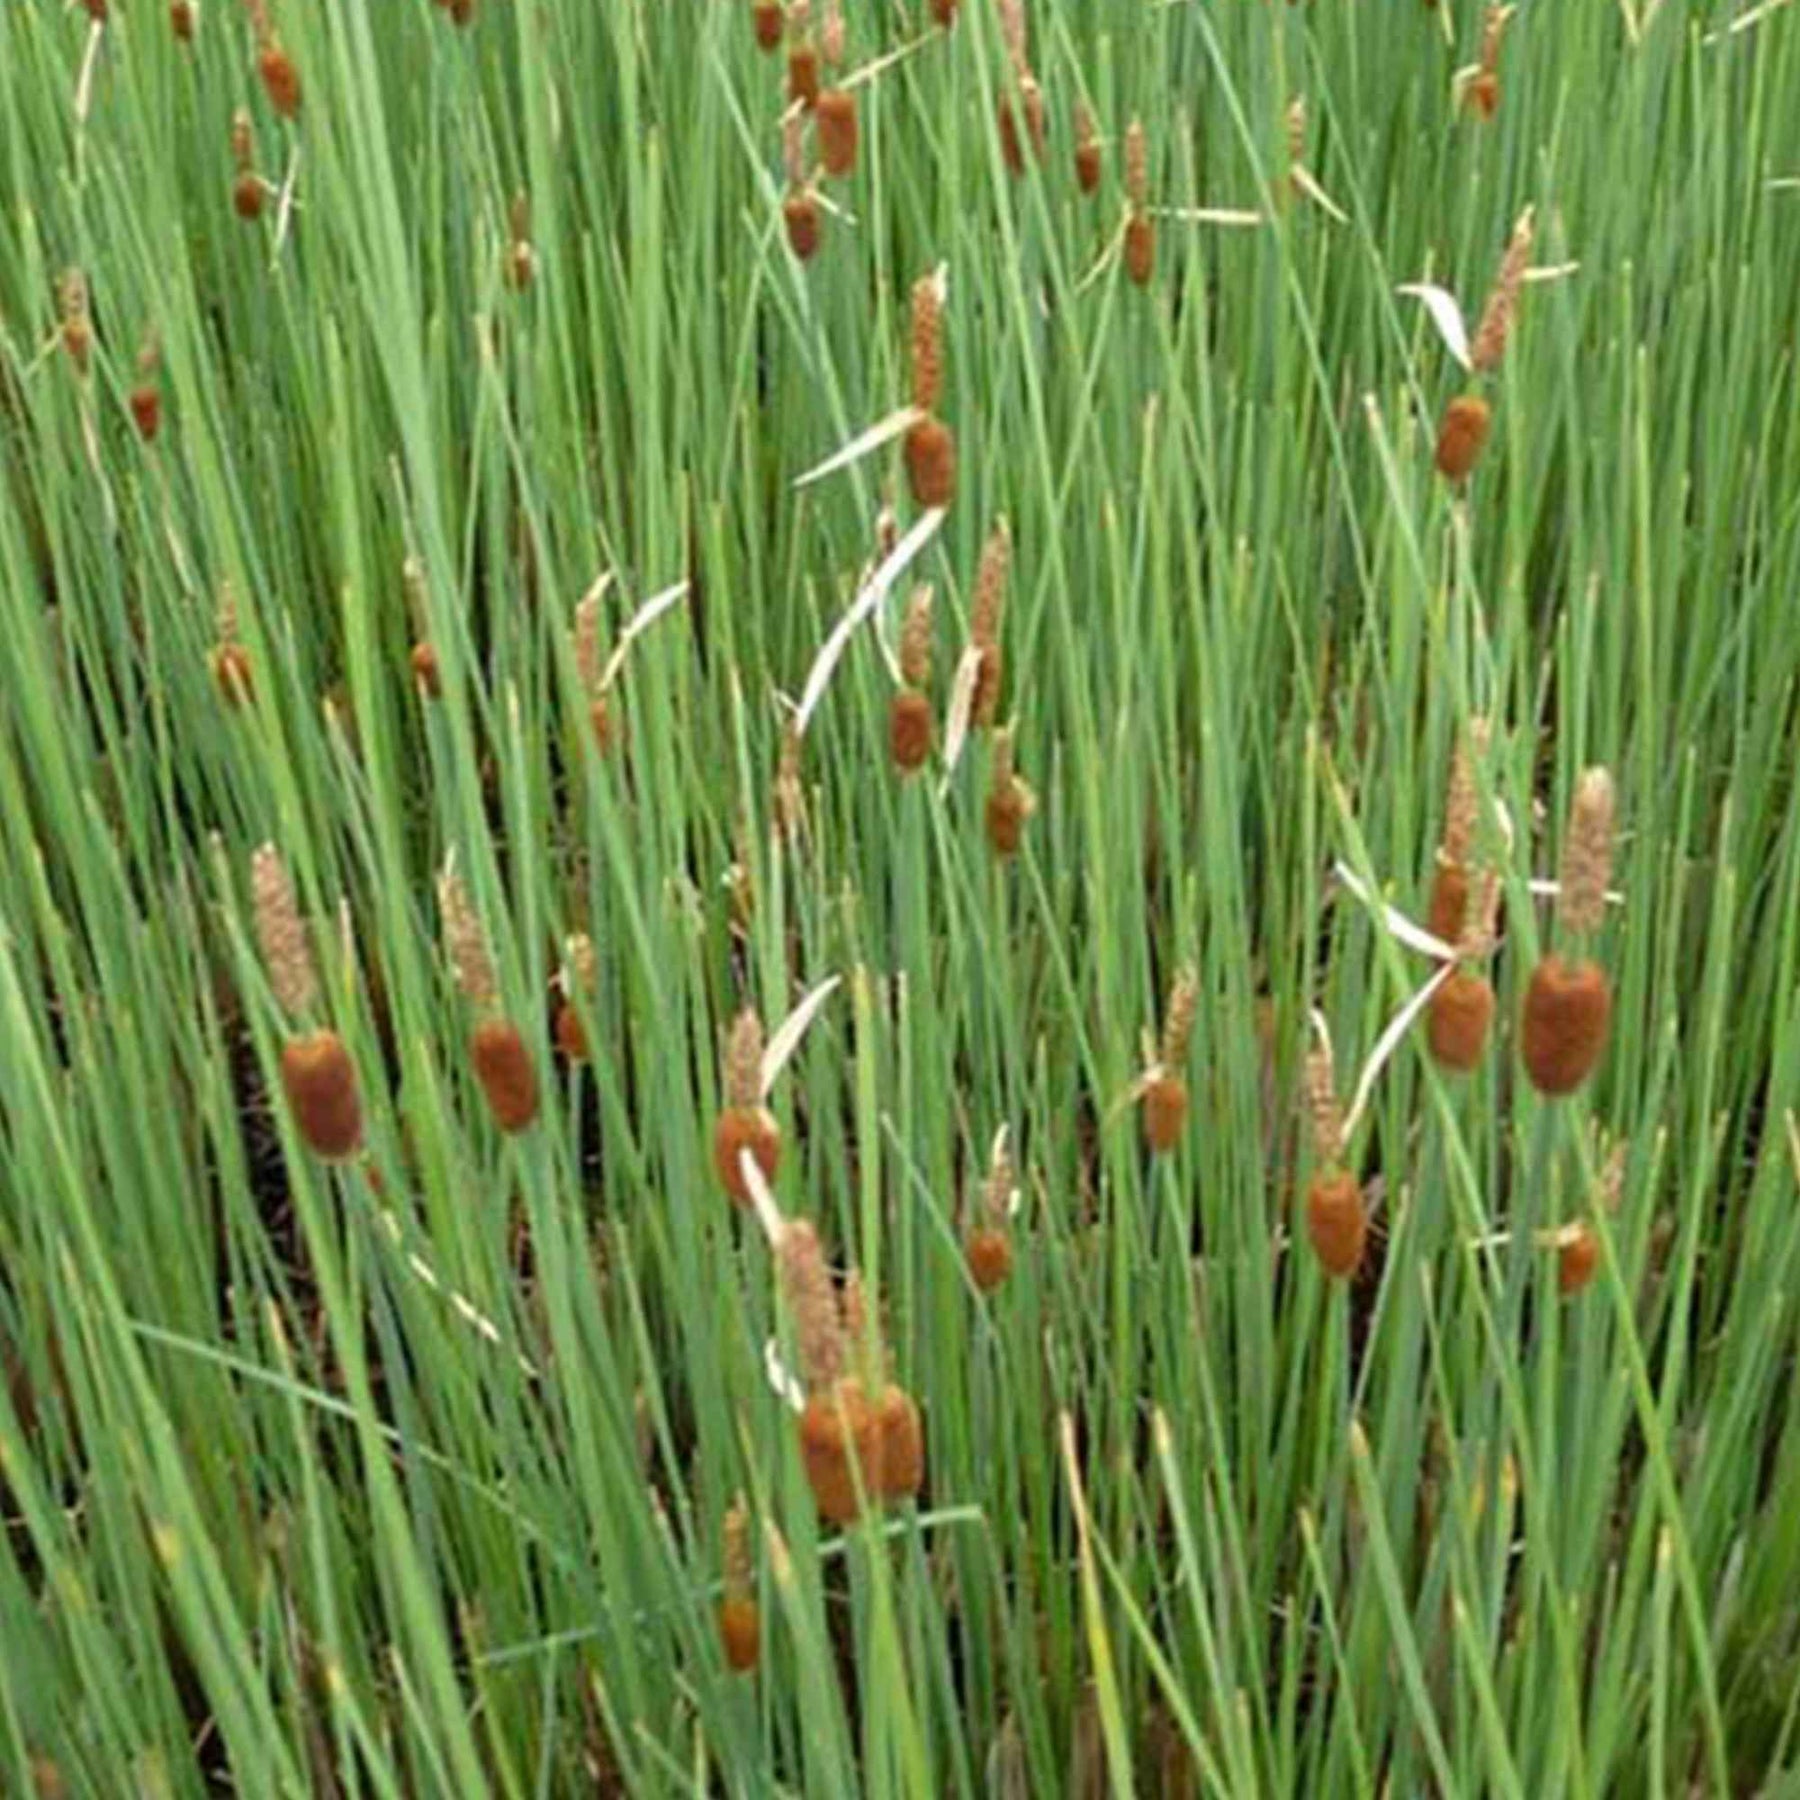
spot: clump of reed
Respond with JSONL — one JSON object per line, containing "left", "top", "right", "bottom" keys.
{"left": 253, "top": 846, "right": 363, "bottom": 1161}
{"left": 1520, "top": 768, "right": 1616, "bottom": 1096}
{"left": 438, "top": 859, "right": 539, "bottom": 1132}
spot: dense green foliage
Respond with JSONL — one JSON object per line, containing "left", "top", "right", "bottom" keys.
{"left": 2, "top": 0, "right": 1798, "bottom": 1791}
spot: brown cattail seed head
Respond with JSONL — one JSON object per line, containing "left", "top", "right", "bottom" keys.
{"left": 930, "top": 0, "right": 958, "bottom": 22}
{"left": 553, "top": 1000, "right": 588, "bottom": 1063}
{"left": 1556, "top": 767, "right": 1615, "bottom": 936}
{"left": 718, "top": 1596, "right": 760, "bottom": 1671}
{"left": 1467, "top": 71, "right": 1500, "bottom": 119}
{"left": 910, "top": 274, "right": 943, "bottom": 414}
{"left": 778, "top": 1220, "right": 844, "bottom": 1391}
{"left": 233, "top": 173, "right": 267, "bottom": 220}
{"left": 753, "top": 0, "right": 783, "bottom": 50}
{"left": 572, "top": 592, "right": 604, "bottom": 694}
{"left": 171, "top": 0, "right": 196, "bottom": 42}
{"left": 984, "top": 729, "right": 1034, "bottom": 858}
{"left": 1470, "top": 207, "right": 1534, "bottom": 373}
{"left": 1427, "top": 860, "right": 1470, "bottom": 947}
{"left": 84, "top": 0, "right": 108, "bottom": 23}
{"left": 1124, "top": 117, "right": 1149, "bottom": 209}
{"left": 783, "top": 189, "right": 821, "bottom": 261}
{"left": 280, "top": 1030, "right": 363, "bottom": 1160}
{"left": 588, "top": 694, "right": 620, "bottom": 756}
{"left": 258, "top": 43, "right": 301, "bottom": 119}
{"left": 798, "top": 1380, "right": 881, "bottom": 1521}
{"left": 774, "top": 720, "right": 807, "bottom": 845}
{"left": 889, "top": 689, "right": 934, "bottom": 774}
{"left": 1435, "top": 394, "right": 1491, "bottom": 482}
{"left": 714, "top": 1105, "right": 781, "bottom": 1204}
{"left": 1124, "top": 213, "right": 1155, "bottom": 287}
{"left": 966, "top": 1225, "right": 1012, "bottom": 1291}
{"left": 1142, "top": 1075, "right": 1189, "bottom": 1154}
{"left": 969, "top": 520, "right": 1010, "bottom": 723}
{"left": 1306, "top": 1169, "right": 1367, "bottom": 1279}
{"left": 788, "top": 43, "right": 820, "bottom": 108}
{"left": 876, "top": 1384, "right": 924, "bottom": 1499}
{"left": 998, "top": 78, "right": 1046, "bottom": 176}
{"left": 816, "top": 88, "right": 858, "bottom": 177}
{"left": 252, "top": 844, "right": 319, "bottom": 1017}
{"left": 1441, "top": 718, "right": 1491, "bottom": 867}
{"left": 410, "top": 641, "right": 442, "bottom": 696}
{"left": 899, "top": 584, "right": 933, "bottom": 688}
{"left": 1558, "top": 1223, "right": 1600, "bottom": 1297}
{"left": 904, "top": 416, "right": 956, "bottom": 510}
{"left": 437, "top": 863, "right": 499, "bottom": 1011}
{"left": 1074, "top": 102, "right": 1101, "bottom": 194}
{"left": 211, "top": 641, "right": 255, "bottom": 707}
{"left": 130, "top": 385, "right": 162, "bottom": 443}
{"left": 1520, "top": 956, "right": 1611, "bottom": 1096}
{"left": 1427, "top": 968, "right": 1495, "bottom": 1071}
{"left": 469, "top": 1017, "right": 540, "bottom": 1132}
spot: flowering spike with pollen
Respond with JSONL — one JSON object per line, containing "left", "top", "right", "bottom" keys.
{"left": 1074, "top": 101, "right": 1102, "bottom": 194}
{"left": 984, "top": 726, "right": 1035, "bottom": 858}
{"left": 890, "top": 587, "right": 935, "bottom": 774}
{"left": 965, "top": 1127, "right": 1016, "bottom": 1290}
{"left": 1141, "top": 967, "right": 1196, "bottom": 1153}
{"left": 969, "top": 519, "right": 1010, "bottom": 728}
{"left": 1470, "top": 207, "right": 1535, "bottom": 374}
{"left": 1302, "top": 1023, "right": 1364, "bottom": 1278}
{"left": 718, "top": 1497, "right": 760, "bottom": 1671}
{"left": 715, "top": 1008, "right": 782, "bottom": 1204}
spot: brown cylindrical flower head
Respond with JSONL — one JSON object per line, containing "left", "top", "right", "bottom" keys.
{"left": 714, "top": 1105, "right": 782, "bottom": 1204}
{"left": 1305, "top": 1169, "right": 1366, "bottom": 1279}
{"left": 211, "top": 640, "right": 255, "bottom": 706}
{"left": 910, "top": 274, "right": 943, "bottom": 414}
{"left": 969, "top": 520, "right": 1010, "bottom": 724}
{"left": 233, "top": 172, "right": 267, "bottom": 220}
{"left": 437, "top": 862, "right": 499, "bottom": 1012}
{"left": 966, "top": 1225, "right": 1013, "bottom": 1291}
{"left": 930, "top": 0, "right": 959, "bottom": 22}
{"left": 1440, "top": 718, "right": 1490, "bottom": 867}
{"left": 1467, "top": 71, "right": 1499, "bottom": 119}
{"left": 753, "top": 0, "right": 783, "bottom": 50}
{"left": 130, "top": 383, "right": 162, "bottom": 443}
{"left": 258, "top": 42, "right": 301, "bottom": 119}
{"left": 718, "top": 1595, "right": 760, "bottom": 1671}
{"left": 984, "top": 728, "right": 1034, "bottom": 858}
{"left": 899, "top": 584, "right": 933, "bottom": 689}
{"left": 1470, "top": 207, "right": 1534, "bottom": 373}
{"left": 788, "top": 42, "right": 820, "bottom": 108}
{"left": 1558, "top": 1223, "right": 1599, "bottom": 1297}
{"left": 1555, "top": 767, "right": 1615, "bottom": 936}
{"left": 1142, "top": 1075, "right": 1188, "bottom": 1154}
{"left": 1074, "top": 102, "right": 1102, "bottom": 194}
{"left": 783, "top": 189, "right": 821, "bottom": 261}
{"left": 777, "top": 1219, "right": 844, "bottom": 1392}
{"left": 798, "top": 1379, "right": 882, "bottom": 1521}
{"left": 252, "top": 844, "right": 319, "bottom": 1017}
{"left": 1161, "top": 966, "right": 1198, "bottom": 1067}
{"left": 816, "top": 88, "right": 858, "bottom": 178}
{"left": 1426, "top": 859, "right": 1470, "bottom": 946}
{"left": 1520, "top": 956, "right": 1611, "bottom": 1096}
{"left": 1426, "top": 968, "right": 1495, "bottom": 1071}
{"left": 904, "top": 416, "right": 956, "bottom": 510}
{"left": 1435, "top": 394, "right": 1491, "bottom": 482}
{"left": 410, "top": 641, "right": 442, "bottom": 696}
{"left": 875, "top": 1383, "right": 924, "bottom": 1499}
{"left": 469, "top": 1017, "right": 539, "bottom": 1132}
{"left": 280, "top": 1030, "right": 363, "bottom": 1160}
{"left": 553, "top": 999, "right": 588, "bottom": 1063}
{"left": 1124, "top": 213, "right": 1155, "bottom": 287}
{"left": 889, "top": 689, "right": 934, "bottom": 773}
{"left": 171, "top": 0, "right": 196, "bottom": 43}
{"left": 998, "top": 77, "right": 1046, "bottom": 176}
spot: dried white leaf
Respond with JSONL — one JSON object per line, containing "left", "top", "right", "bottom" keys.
{"left": 793, "top": 406, "right": 924, "bottom": 491}
{"left": 1396, "top": 282, "right": 1473, "bottom": 371}
{"left": 1341, "top": 963, "right": 1455, "bottom": 1143}
{"left": 763, "top": 1338, "right": 805, "bottom": 1413}
{"left": 939, "top": 643, "right": 983, "bottom": 778}
{"left": 795, "top": 506, "right": 945, "bottom": 734}
{"left": 1523, "top": 261, "right": 1581, "bottom": 284}
{"left": 1291, "top": 165, "right": 1349, "bottom": 224}
{"left": 1332, "top": 860, "right": 1460, "bottom": 961}
{"left": 1157, "top": 205, "right": 1265, "bottom": 227}
{"left": 761, "top": 974, "right": 842, "bottom": 1095}
{"left": 600, "top": 579, "right": 689, "bottom": 690}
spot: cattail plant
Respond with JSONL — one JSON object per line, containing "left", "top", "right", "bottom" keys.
{"left": 903, "top": 271, "right": 955, "bottom": 509}
{"left": 403, "top": 556, "right": 441, "bottom": 698}
{"left": 713, "top": 1008, "right": 782, "bottom": 1204}
{"left": 1547, "top": 1140, "right": 1624, "bottom": 1298}
{"left": 995, "top": 0, "right": 1045, "bottom": 176}
{"left": 1133, "top": 966, "right": 1197, "bottom": 1154}
{"left": 59, "top": 271, "right": 92, "bottom": 376}
{"left": 231, "top": 109, "right": 265, "bottom": 220}
{"left": 1285, "top": 96, "right": 1348, "bottom": 222}
{"left": 964, "top": 1128, "right": 1016, "bottom": 1291}
{"left": 439, "top": 860, "right": 539, "bottom": 1132}
{"left": 889, "top": 586, "right": 935, "bottom": 774}
{"left": 1302, "top": 1030, "right": 1365, "bottom": 1279}
{"left": 171, "top": 0, "right": 197, "bottom": 43}
{"left": 773, "top": 718, "right": 807, "bottom": 847}
{"left": 1074, "top": 101, "right": 1102, "bottom": 194}
{"left": 572, "top": 589, "right": 618, "bottom": 754}
{"left": 129, "top": 332, "right": 162, "bottom": 443}
{"left": 253, "top": 846, "right": 363, "bottom": 1161}
{"left": 1464, "top": 4, "right": 1512, "bottom": 118}
{"left": 717, "top": 1495, "right": 760, "bottom": 1671}
{"left": 1121, "top": 117, "right": 1155, "bottom": 286}
{"left": 554, "top": 932, "right": 597, "bottom": 1063}
{"left": 209, "top": 582, "right": 255, "bottom": 707}
{"left": 781, "top": 110, "right": 820, "bottom": 261}
{"left": 506, "top": 191, "right": 536, "bottom": 291}
{"left": 248, "top": 0, "right": 301, "bottom": 118}
{"left": 1424, "top": 723, "right": 1503, "bottom": 1070}
{"left": 1432, "top": 207, "right": 1533, "bottom": 482}
{"left": 968, "top": 518, "right": 1009, "bottom": 728}
{"left": 984, "top": 726, "right": 1035, "bottom": 858}
{"left": 815, "top": 86, "right": 859, "bottom": 178}
{"left": 752, "top": 0, "right": 783, "bottom": 52}
{"left": 1521, "top": 768, "right": 1615, "bottom": 1096}
{"left": 930, "top": 0, "right": 959, "bottom": 25}
{"left": 432, "top": 0, "right": 477, "bottom": 24}
{"left": 786, "top": 0, "right": 820, "bottom": 108}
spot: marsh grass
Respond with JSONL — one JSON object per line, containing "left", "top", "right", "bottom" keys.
{"left": 1, "top": 0, "right": 1799, "bottom": 1792}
